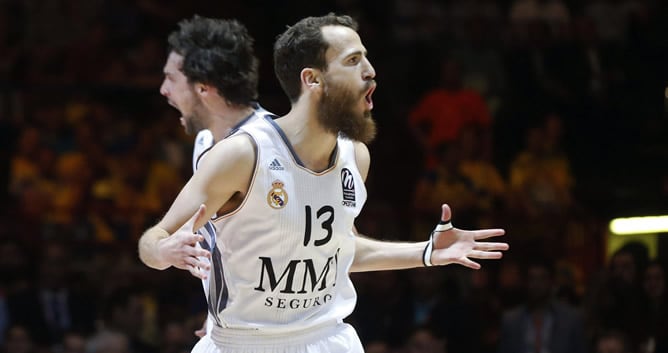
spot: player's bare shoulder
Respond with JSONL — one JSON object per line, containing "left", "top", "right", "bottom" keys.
{"left": 199, "top": 133, "right": 256, "bottom": 168}
{"left": 352, "top": 141, "right": 370, "bottom": 181}
{"left": 194, "top": 133, "right": 257, "bottom": 193}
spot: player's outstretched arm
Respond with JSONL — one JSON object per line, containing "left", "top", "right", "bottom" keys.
{"left": 350, "top": 141, "right": 507, "bottom": 272}
{"left": 351, "top": 204, "right": 508, "bottom": 272}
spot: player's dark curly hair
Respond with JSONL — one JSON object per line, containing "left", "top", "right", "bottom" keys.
{"left": 273, "top": 13, "right": 358, "bottom": 103}
{"left": 168, "top": 15, "right": 259, "bottom": 107}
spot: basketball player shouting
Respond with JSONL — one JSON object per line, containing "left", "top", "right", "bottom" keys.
{"left": 153, "top": 15, "right": 274, "bottom": 337}
{"left": 139, "top": 14, "right": 508, "bottom": 353}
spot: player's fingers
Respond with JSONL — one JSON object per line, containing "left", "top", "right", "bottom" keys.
{"left": 439, "top": 204, "right": 452, "bottom": 223}
{"left": 468, "top": 250, "right": 505, "bottom": 259}
{"left": 196, "top": 267, "right": 208, "bottom": 280}
{"left": 187, "top": 266, "right": 201, "bottom": 279}
{"left": 473, "top": 228, "right": 506, "bottom": 239}
{"left": 184, "top": 255, "right": 210, "bottom": 271}
{"left": 181, "top": 233, "right": 205, "bottom": 246}
{"left": 187, "top": 264, "right": 208, "bottom": 280}
{"left": 194, "top": 328, "right": 206, "bottom": 338}
{"left": 187, "top": 204, "right": 207, "bottom": 232}
{"left": 192, "top": 248, "right": 211, "bottom": 259}
{"left": 194, "top": 319, "right": 207, "bottom": 338}
{"left": 182, "top": 241, "right": 211, "bottom": 258}
{"left": 181, "top": 255, "right": 197, "bottom": 268}
{"left": 456, "top": 257, "right": 481, "bottom": 270}
{"left": 474, "top": 242, "right": 510, "bottom": 251}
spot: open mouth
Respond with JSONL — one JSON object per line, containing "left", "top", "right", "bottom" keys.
{"left": 166, "top": 100, "right": 185, "bottom": 126}
{"left": 364, "top": 83, "right": 376, "bottom": 110}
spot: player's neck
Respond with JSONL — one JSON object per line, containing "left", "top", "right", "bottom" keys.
{"left": 278, "top": 103, "right": 337, "bottom": 172}
{"left": 208, "top": 105, "right": 255, "bottom": 142}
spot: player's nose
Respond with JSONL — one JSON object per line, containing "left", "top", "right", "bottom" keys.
{"left": 159, "top": 80, "right": 169, "bottom": 97}
{"left": 362, "top": 58, "right": 375, "bottom": 81}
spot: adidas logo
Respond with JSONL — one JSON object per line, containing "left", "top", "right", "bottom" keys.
{"left": 269, "top": 158, "right": 284, "bottom": 170}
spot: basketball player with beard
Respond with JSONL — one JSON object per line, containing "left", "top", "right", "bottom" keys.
{"left": 138, "top": 14, "right": 508, "bottom": 353}
{"left": 152, "top": 15, "right": 274, "bottom": 337}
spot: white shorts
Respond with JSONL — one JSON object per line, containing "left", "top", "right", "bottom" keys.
{"left": 191, "top": 322, "right": 364, "bottom": 353}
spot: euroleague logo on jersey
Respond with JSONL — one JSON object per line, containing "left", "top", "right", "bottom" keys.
{"left": 267, "top": 179, "right": 288, "bottom": 209}
{"left": 341, "top": 168, "right": 356, "bottom": 207}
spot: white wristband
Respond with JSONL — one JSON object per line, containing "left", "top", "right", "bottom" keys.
{"left": 422, "top": 220, "right": 453, "bottom": 267}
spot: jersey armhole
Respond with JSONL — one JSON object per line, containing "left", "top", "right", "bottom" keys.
{"left": 210, "top": 132, "right": 259, "bottom": 222}
{"left": 195, "top": 145, "right": 215, "bottom": 171}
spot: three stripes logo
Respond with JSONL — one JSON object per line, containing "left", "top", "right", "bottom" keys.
{"left": 269, "top": 158, "right": 284, "bottom": 170}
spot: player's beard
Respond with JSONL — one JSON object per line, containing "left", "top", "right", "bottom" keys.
{"left": 317, "top": 79, "right": 376, "bottom": 144}
{"left": 182, "top": 98, "right": 207, "bottom": 136}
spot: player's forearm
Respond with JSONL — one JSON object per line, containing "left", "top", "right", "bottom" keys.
{"left": 138, "top": 226, "right": 171, "bottom": 270}
{"left": 350, "top": 235, "right": 428, "bottom": 272}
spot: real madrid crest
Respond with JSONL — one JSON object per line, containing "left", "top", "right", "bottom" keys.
{"left": 267, "top": 179, "right": 288, "bottom": 209}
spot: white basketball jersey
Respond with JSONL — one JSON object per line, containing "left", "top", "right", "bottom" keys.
{"left": 193, "top": 129, "right": 215, "bottom": 172}
{"left": 192, "top": 129, "right": 215, "bottom": 334}
{"left": 193, "top": 105, "right": 275, "bottom": 335}
{"left": 207, "top": 116, "right": 366, "bottom": 333}
{"left": 192, "top": 103, "right": 273, "bottom": 172}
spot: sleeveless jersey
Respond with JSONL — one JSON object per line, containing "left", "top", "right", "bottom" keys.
{"left": 207, "top": 115, "right": 366, "bottom": 333}
{"left": 193, "top": 105, "right": 275, "bottom": 335}
{"left": 193, "top": 129, "right": 215, "bottom": 172}
{"left": 192, "top": 103, "right": 273, "bottom": 171}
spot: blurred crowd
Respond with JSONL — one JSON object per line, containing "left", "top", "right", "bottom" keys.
{"left": 1, "top": 0, "right": 667, "bottom": 352}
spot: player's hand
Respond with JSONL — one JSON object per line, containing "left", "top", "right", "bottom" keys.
{"left": 194, "top": 318, "right": 207, "bottom": 338}
{"left": 157, "top": 204, "right": 212, "bottom": 279}
{"left": 429, "top": 204, "right": 508, "bottom": 269}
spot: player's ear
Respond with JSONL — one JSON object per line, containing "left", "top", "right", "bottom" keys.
{"left": 300, "top": 68, "right": 321, "bottom": 92}
{"left": 195, "top": 83, "right": 209, "bottom": 97}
